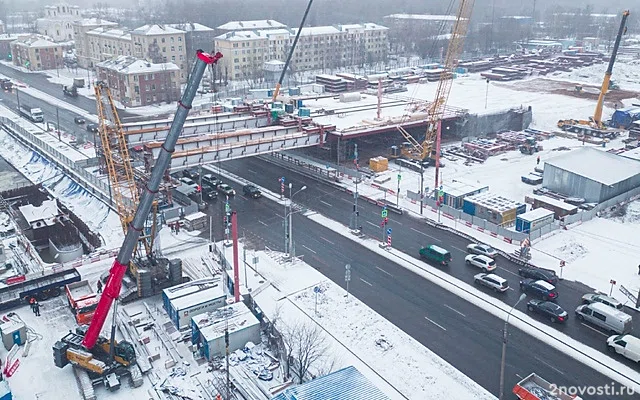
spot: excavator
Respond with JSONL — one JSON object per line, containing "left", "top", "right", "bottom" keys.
{"left": 52, "top": 50, "right": 223, "bottom": 397}
{"left": 557, "top": 10, "right": 629, "bottom": 138}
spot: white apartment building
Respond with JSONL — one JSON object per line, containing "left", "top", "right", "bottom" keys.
{"left": 35, "top": 3, "right": 81, "bottom": 42}
{"left": 214, "top": 22, "right": 389, "bottom": 80}
{"left": 73, "top": 18, "right": 118, "bottom": 67}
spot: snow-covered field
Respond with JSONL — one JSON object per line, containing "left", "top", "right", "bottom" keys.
{"left": 546, "top": 58, "right": 640, "bottom": 92}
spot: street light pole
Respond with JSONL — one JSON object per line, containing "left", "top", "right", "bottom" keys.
{"left": 354, "top": 143, "right": 359, "bottom": 231}
{"left": 499, "top": 293, "right": 526, "bottom": 400}
{"left": 287, "top": 184, "right": 306, "bottom": 260}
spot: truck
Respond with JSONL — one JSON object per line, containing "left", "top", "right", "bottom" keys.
{"left": 0, "top": 78, "right": 12, "bottom": 91}
{"left": 65, "top": 280, "right": 99, "bottom": 325}
{"left": 0, "top": 266, "right": 81, "bottom": 311}
{"left": 63, "top": 85, "right": 78, "bottom": 97}
{"left": 513, "top": 373, "right": 583, "bottom": 400}
{"left": 18, "top": 104, "right": 44, "bottom": 123}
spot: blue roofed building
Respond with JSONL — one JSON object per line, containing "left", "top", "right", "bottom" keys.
{"left": 271, "top": 366, "right": 391, "bottom": 400}
{"left": 610, "top": 105, "right": 640, "bottom": 129}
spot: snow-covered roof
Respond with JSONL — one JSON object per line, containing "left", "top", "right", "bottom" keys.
{"left": 528, "top": 194, "right": 578, "bottom": 212}
{"left": 464, "top": 192, "right": 524, "bottom": 212}
{"left": 217, "top": 20, "right": 286, "bottom": 31}
{"left": 256, "top": 28, "right": 291, "bottom": 38}
{"left": 272, "top": 366, "right": 390, "bottom": 400}
{"left": 517, "top": 207, "right": 554, "bottom": 222}
{"left": 170, "top": 284, "right": 225, "bottom": 311}
{"left": 96, "top": 56, "right": 179, "bottom": 75}
{"left": 162, "top": 278, "right": 220, "bottom": 301}
{"left": 132, "top": 24, "right": 183, "bottom": 36}
{"left": 73, "top": 18, "right": 117, "bottom": 27}
{"left": 87, "top": 27, "right": 131, "bottom": 40}
{"left": 384, "top": 13, "right": 458, "bottom": 21}
{"left": 293, "top": 26, "right": 341, "bottom": 36}
{"left": 215, "top": 30, "right": 266, "bottom": 41}
{"left": 167, "top": 22, "right": 214, "bottom": 32}
{"left": 12, "top": 34, "right": 58, "bottom": 48}
{"left": 443, "top": 180, "right": 488, "bottom": 197}
{"left": 192, "top": 302, "right": 259, "bottom": 342}
{"left": 546, "top": 147, "right": 640, "bottom": 186}
{"left": 0, "top": 34, "right": 21, "bottom": 42}
{"left": 18, "top": 199, "right": 59, "bottom": 226}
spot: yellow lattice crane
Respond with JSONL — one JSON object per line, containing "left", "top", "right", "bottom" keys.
{"left": 95, "top": 82, "right": 157, "bottom": 262}
{"left": 397, "top": 0, "right": 474, "bottom": 188}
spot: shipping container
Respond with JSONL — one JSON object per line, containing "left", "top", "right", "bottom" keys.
{"left": 515, "top": 208, "right": 555, "bottom": 232}
{"left": 462, "top": 192, "right": 526, "bottom": 225}
{"left": 298, "top": 108, "right": 311, "bottom": 117}
{"left": 163, "top": 279, "right": 226, "bottom": 330}
{"left": 442, "top": 181, "right": 488, "bottom": 209}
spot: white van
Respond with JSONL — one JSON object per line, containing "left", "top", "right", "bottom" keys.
{"left": 575, "top": 302, "right": 632, "bottom": 334}
{"left": 607, "top": 334, "right": 640, "bottom": 362}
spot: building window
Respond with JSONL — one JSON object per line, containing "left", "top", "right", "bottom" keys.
{"left": 171, "top": 46, "right": 175, "bottom": 51}
{"left": 170, "top": 37, "right": 174, "bottom": 43}
{"left": 233, "top": 43, "right": 238, "bottom": 48}
{"left": 151, "top": 84, "right": 156, "bottom": 90}
{"left": 145, "top": 85, "right": 150, "bottom": 91}
{"left": 178, "top": 46, "right": 182, "bottom": 51}
{"left": 178, "top": 37, "right": 182, "bottom": 42}
{"left": 162, "top": 38, "right": 165, "bottom": 43}
{"left": 134, "top": 85, "right": 140, "bottom": 93}
{"left": 163, "top": 47, "right": 166, "bottom": 52}
{"left": 171, "top": 56, "right": 175, "bottom": 61}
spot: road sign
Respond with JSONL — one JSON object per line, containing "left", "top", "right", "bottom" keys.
{"left": 345, "top": 270, "right": 351, "bottom": 282}
{"left": 280, "top": 177, "right": 285, "bottom": 183}
{"left": 397, "top": 173, "right": 402, "bottom": 181}
{"left": 610, "top": 279, "right": 617, "bottom": 285}
{"left": 314, "top": 286, "right": 321, "bottom": 293}
{"left": 381, "top": 209, "right": 388, "bottom": 218}
{"left": 387, "top": 235, "right": 392, "bottom": 246}
{"left": 225, "top": 203, "right": 231, "bottom": 213}
{"left": 386, "top": 228, "right": 392, "bottom": 235}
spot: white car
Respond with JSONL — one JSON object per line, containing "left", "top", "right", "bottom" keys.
{"left": 466, "top": 243, "right": 498, "bottom": 258}
{"left": 474, "top": 273, "right": 509, "bottom": 292}
{"left": 582, "top": 293, "right": 623, "bottom": 310}
{"left": 179, "top": 177, "right": 199, "bottom": 191}
{"left": 465, "top": 254, "right": 496, "bottom": 272}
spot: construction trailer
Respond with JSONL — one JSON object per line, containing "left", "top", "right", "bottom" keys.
{"left": 462, "top": 192, "right": 527, "bottom": 226}
{"left": 190, "top": 302, "right": 260, "bottom": 361}
{"left": 515, "top": 208, "right": 555, "bottom": 233}
{"left": 441, "top": 180, "right": 488, "bottom": 209}
{"left": 525, "top": 194, "right": 578, "bottom": 219}
{"left": 163, "top": 278, "right": 226, "bottom": 330}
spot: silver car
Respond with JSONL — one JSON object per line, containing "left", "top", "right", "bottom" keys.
{"left": 582, "top": 293, "right": 623, "bottom": 310}
{"left": 474, "top": 273, "right": 509, "bottom": 292}
{"left": 466, "top": 243, "right": 498, "bottom": 258}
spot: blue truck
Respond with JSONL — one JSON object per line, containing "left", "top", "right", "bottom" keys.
{"left": 0, "top": 266, "right": 81, "bottom": 310}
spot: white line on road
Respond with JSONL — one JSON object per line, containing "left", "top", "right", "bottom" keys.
{"left": 580, "top": 322, "right": 608, "bottom": 337}
{"left": 508, "top": 287, "right": 515, "bottom": 291}
{"left": 258, "top": 220, "right": 268, "bottom": 226}
{"left": 320, "top": 200, "right": 333, "bottom": 207}
{"left": 366, "top": 221, "right": 378, "bottom": 228}
{"left": 424, "top": 316, "right": 447, "bottom": 331}
{"left": 394, "top": 220, "right": 403, "bottom": 226}
{"left": 498, "top": 267, "right": 520, "bottom": 277}
{"left": 534, "top": 356, "right": 566, "bottom": 376}
{"left": 302, "top": 245, "right": 317, "bottom": 254}
{"left": 444, "top": 304, "right": 466, "bottom": 317}
{"left": 376, "top": 266, "right": 392, "bottom": 277}
{"left": 274, "top": 213, "right": 283, "bottom": 219}
{"left": 320, "top": 236, "right": 335, "bottom": 245}
{"left": 410, "top": 227, "right": 441, "bottom": 242}
{"left": 451, "top": 246, "right": 465, "bottom": 253}
{"left": 247, "top": 169, "right": 257, "bottom": 174}
{"left": 360, "top": 278, "right": 373, "bottom": 286}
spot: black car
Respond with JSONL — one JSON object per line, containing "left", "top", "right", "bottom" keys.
{"left": 86, "top": 123, "right": 98, "bottom": 133}
{"left": 527, "top": 300, "right": 568, "bottom": 323}
{"left": 243, "top": 184, "right": 262, "bottom": 199}
{"left": 518, "top": 267, "right": 558, "bottom": 285}
{"left": 201, "top": 184, "right": 217, "bottom": 201}
{"left": 74, "top": 116, "right": 86, "bottom": 124}
{"left": 182, "top": 168, "right": 200, "bottom": 181}
{"left": 519, "top": 279, "right": 559, "bottom": 301}
{"left": 202, "top": 173, "right": 220, "bottom": 187}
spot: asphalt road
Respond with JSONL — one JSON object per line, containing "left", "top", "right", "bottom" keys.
{"left": 198, "top": 167, "right": 638, "bottom": 399}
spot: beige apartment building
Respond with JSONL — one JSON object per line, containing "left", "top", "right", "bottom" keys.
{"left": 73, "top": 18, "right": 118, "bottom": 68}
{"left": 11, "top": 34, "right": 66, "bottom": 71}
{"left": 214, "top": 22, "right": 388, "bottom": 80}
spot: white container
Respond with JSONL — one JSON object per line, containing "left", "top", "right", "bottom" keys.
{"left": 339, "top": 92, "right": 361, "bottom": 103}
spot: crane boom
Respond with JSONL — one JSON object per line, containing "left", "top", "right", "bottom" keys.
{"left": 593, "top": 10, "right": 629, "bottom": 127}
{"left": 82, "top": 50, "right": 223, "bottom": 349}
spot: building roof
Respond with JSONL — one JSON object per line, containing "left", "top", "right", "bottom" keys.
{"left": 517, "top": 207, "right": 554, "bottom": 222}
{"left": 384, "top": 13, "right": 458, "bottom": 21}
{"left": 12, "top": 34, "right": 58, "bottom": 48}
{"left": 18, "top": 199, "right": 59, "bottom": 226}
{"left": 96, "top": 56, "right": 180, "bottom": 75}
{"left": 256, "top": 28, "right": 292, "bottom": 38}
{"left": 546, "top": 147, "right": 640, "bottom": 186}
{"left": 215, "top": 30, "right": 266, "bottom": 41}
{"left": 193, "top": 302, "right": 259, "bottom": 341}
{"left": 217, "top": 20, "right": 287, "bottom": 31}
{"left": 167, "top": 22, "right": 214, "bottom": 32}
{"left": 163, "top": 278, "right": 220, "bottom": 301}
{"left": 271, "top": 366, "right": 390, "bottom": 400}
{"left": 170, "top": 285, "right": 225, "bottom": 311}
{"left": 293, "top": 26, "right": 341, "bottom": 36}
{"left": 443, "top": 180, "right": 488, "bottom": 197}
{"left": 527, "top": 194, "right": 578, "bottom": 212}
{"left": 87, "top": 27, "right": 131, "bottom": 40}
{"left": 132, "top": 24, "right": 183, "bottom": 36}
{"left": 0, "top": 34, "right": 21, "bottom": 42}
{"left": 464, "top": 192, "right": 524, "bottom": 212}
{"left": 73, "top": 18, "right": 117, "bottom": 27}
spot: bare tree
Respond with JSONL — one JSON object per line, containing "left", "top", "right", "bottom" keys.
{"left": 279, "top": 322, "right": 330, "bottom": 384}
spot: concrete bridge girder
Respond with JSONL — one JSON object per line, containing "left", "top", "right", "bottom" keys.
{"left": 121, "top": 111, "right": 253, "bottom": 131}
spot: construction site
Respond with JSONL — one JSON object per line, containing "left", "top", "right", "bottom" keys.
{"left": 0, "top": 0, "right": 639, "bottom": 399}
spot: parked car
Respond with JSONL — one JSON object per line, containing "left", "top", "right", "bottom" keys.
{"left": 518, "top": 267, "right": 558, "bottom": 285}
{"left": 527, "top": 299, "right": 568, "bottom": 323}
{"left": 202, "top": 173, "right": 220, "bottom": 187}
{"left": 74, "top": 116, "right": 86, "bottom": 124}
{"left": 582, "top": 293, "right": 623, "bottom": 310}
{"left": 243, "top": 184, "right": 262, "bottom": 199}
{"left": 576, "top": 303, "right": 632, "bottom": 334}
{"left": 473, "top": 273, "right": 509, "bottom": 292}
{"left": 201, "top": 184, "right": 217, "bottom": 201}
{"left": 466, "top": 243, "right": 498, "bottom": 258}
{"left": 217, "top": 183, "right": 236, "bottom": 196}
{"left": 179, "top": 177, "right": 199, "bottom": 192}
{"left": 86, "top": 123, "right": 98, "bottom": 133}
{"left": 182, "top": 168, "right": 200, "bottom": 181}
{"left": 607, "top": 334, "right": 640, "bottom": 362}
{"left": 419, "top": 245, "right": 451, "bottom": 266}
{"left": 519, "top": 279, "right": 558, "bottom": 301}
{"left": 465, "top": 254, "right": 496, "bottom": 272}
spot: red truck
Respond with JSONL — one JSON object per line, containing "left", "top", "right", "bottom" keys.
{"left": 65, "top": 280, "right": 99, "bottom": 325}
{"left": 514, "top": 373, "right": 583, "bottom": 400}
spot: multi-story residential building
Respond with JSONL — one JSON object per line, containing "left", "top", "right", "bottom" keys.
{"left": 95, "top": 55, "right": 180, "bottom": 107}
{"left": 0, "top": 34, "right": 22, "bottom": 60}
{"left": 35, "top": 3, "right": 81, "bottom": 42}
{"left": 131, "top": 25, "right": 188, "bottom": 81}
{"left": 167, "top": 23, "right": 215, "bottom": 55}
{"left": 214, "top": 22, "right": 388, "bottom": 80}
{"left": 216, "top": 20, "right": 286, "bottom": 36}
{"left": 73, "top": 18, "right": 118, "bottom": 68}
{"left": 11, "top": 34, "right": 66, "bottom": 70}
{"left": 86, "top": 27, "right": 132, "bottom": 65}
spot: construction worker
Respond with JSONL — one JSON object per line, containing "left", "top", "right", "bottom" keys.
{"left": 29, "top": 297, "right": 36, "bottom": 312}
{"left": 96, "top": 279, "right": 103, "bottom": 294}
{"left": 32, "top": 300, "right": 40, "bottom": 316}
{"left": 536, "top": 155, "right": 540, "bottom": 165}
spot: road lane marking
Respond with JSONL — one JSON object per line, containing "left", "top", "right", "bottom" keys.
{"left": 444, "top": 304, "right": 466, "bottom": 317}
{"left": 410, "top": 227, "right": 442, "bottom": 242}
{"left": 497, "top": 267, "right": 520, "bottom": 277}
{"left": 366, "top": 221, "right": 378, "bottom": 228}
{"left": 302, "top": 245, "right": 317, "bottom": 254}
{"left": 508, "top": 287, "right": 515, "bottom": 291}
{"left": 247, "top": 169, "right": 257, "bottom": 174}
{"left": 376, "top": 266, "right": 392, "bottom": 277}
{"left": 394, "top": 221, "right": 403, "bottom": 226}
{"left": 320, "top": 200, "right": 333, "bottom": 207}
{"left": 580, "top": 322, "right": 608, "bottom": 337}
{"left": 534, "top": 356, "right": 565, "bottom": 376}
{"left": 320, "top": 236, "right": 335, "bottom": 245}
{"left": 274, "top": 213, "right": 283, "bottom": 218}
{"left": 360, "top": 278, "right": 373, "bottom": 286}
{"left": 451, "top": 246, "right": 465, "bottom": 253}
{"left": 424, "top": 316, "right": 447, "bottom": 331}
{"left": 258, "top": 220, "right": 268, "bottom": 226}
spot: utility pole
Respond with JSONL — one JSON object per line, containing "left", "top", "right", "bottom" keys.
{"left": 199, "top": 165, "right": 203, "bottom": 204}
{"left": 282, "top": 177, "right": 288, "bottom": 254}
{"left": 225, "top": 308, "right": 230, "bottom": 400}
{"left": 354, "top": 143, "right": 359, "bottom": 231}
{"left": 419, "top": 162, "right": 424, "bottom": 215}
{"left": 56, "top": 106, "right": 61, "bottom": 141}
{"left": 16, "top": 88, "right": 20, "bottom": 111}
{"left": 396, "top": 164, "right": 401, "bottom": 207}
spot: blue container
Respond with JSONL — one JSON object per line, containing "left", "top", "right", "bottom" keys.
{"left": 298, "top": 107, "right": 311, "bottom": 117}
{"left": 462, "top": 199, "right": 476, "bottom": 216}
{"left": 289, "top": 87, "right": 301, "bottom": 96}
{"left": 0, "top": 381, "right": 11, "bottom": 400}
{"left": 285, "top": 104, "right": 294, "bottom": 113}
{"left": 516, "top": 203, "right": 527, "bottom": 215}
{"left": 297, "top": 99, "right": 304, "bottom": 108}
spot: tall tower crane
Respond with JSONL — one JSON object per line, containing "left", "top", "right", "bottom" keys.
{"left": 397, "top": 0, "right": 474, "bottom": 194}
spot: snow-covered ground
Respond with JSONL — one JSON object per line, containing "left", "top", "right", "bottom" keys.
{"left": 546, "top": 58, "right": 640, "bottom": 92}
